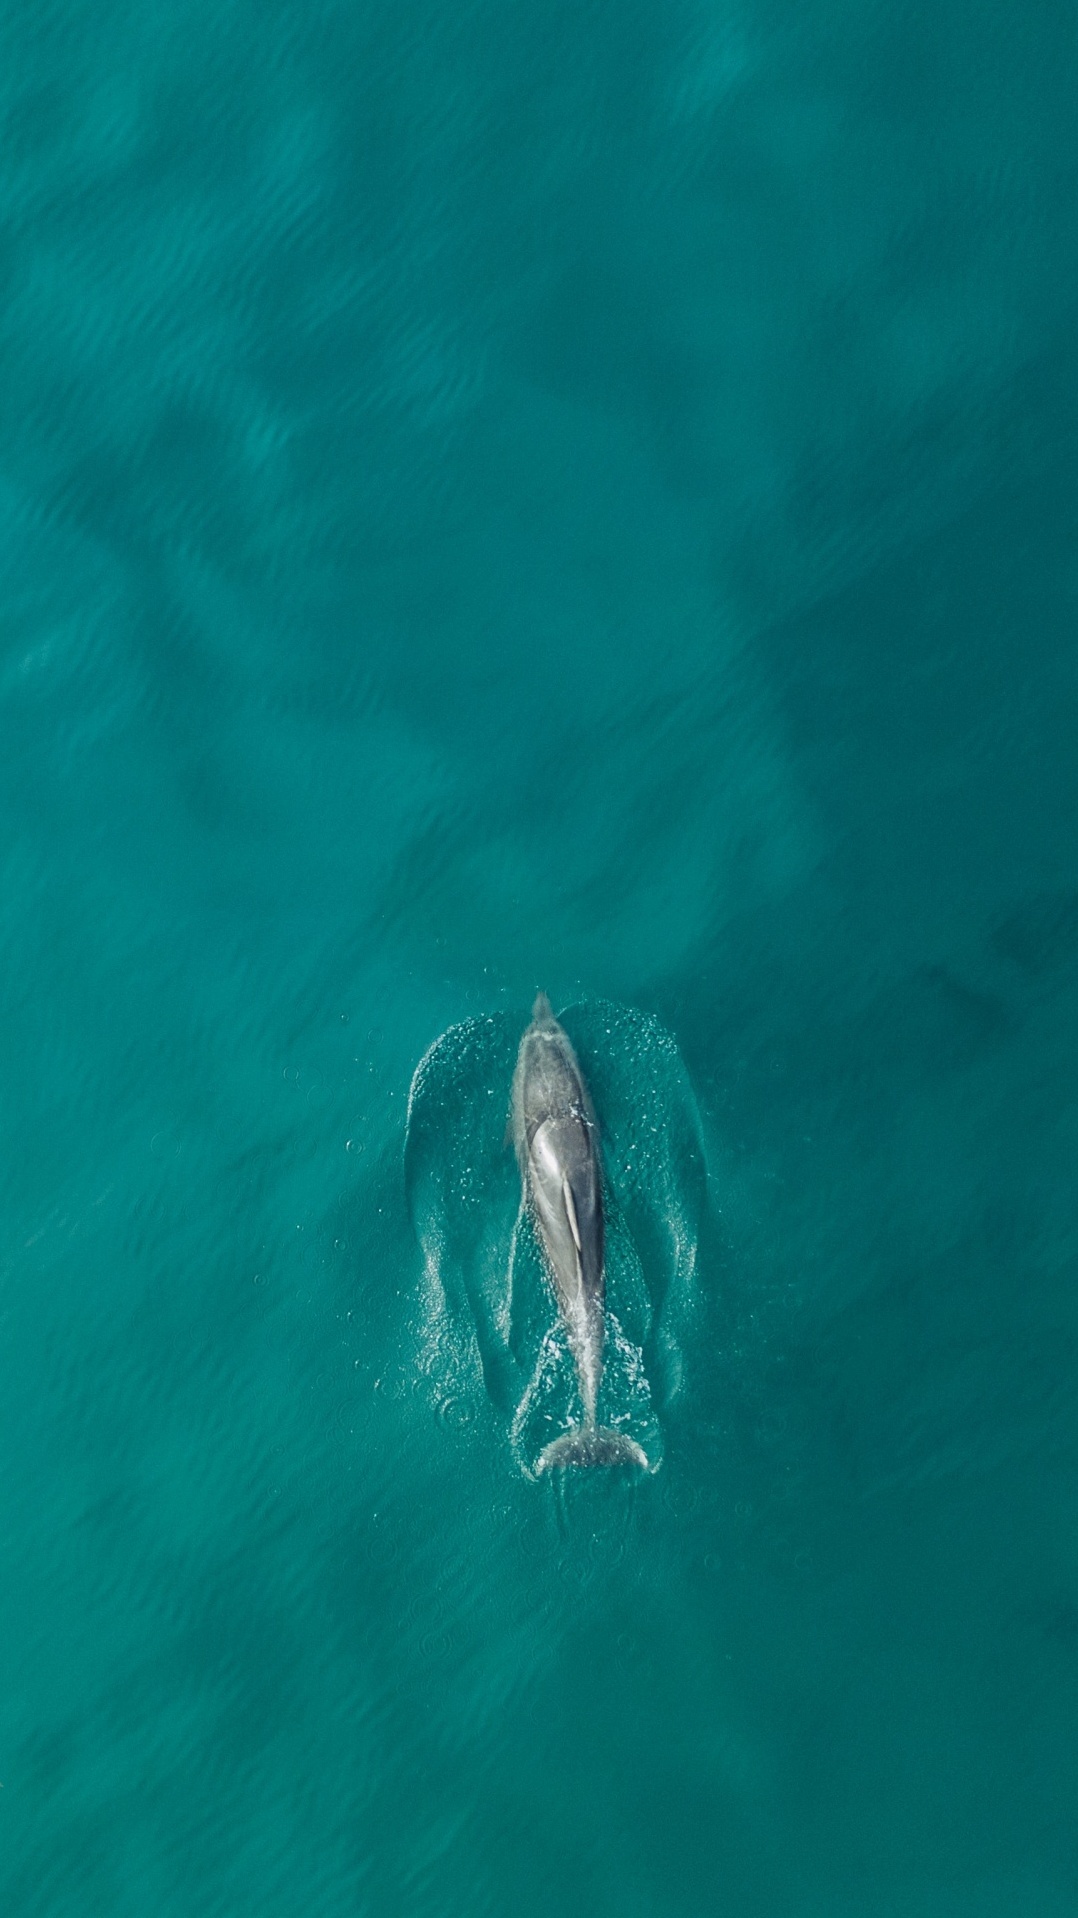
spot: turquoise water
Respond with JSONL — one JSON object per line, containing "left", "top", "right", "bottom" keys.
{"left": 3, "top": 0, "right": 1078, "bottom": 1910}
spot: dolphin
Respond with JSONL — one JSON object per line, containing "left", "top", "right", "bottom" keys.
{"left": 512, "top": 992, "right": 648, "bottom": 1471}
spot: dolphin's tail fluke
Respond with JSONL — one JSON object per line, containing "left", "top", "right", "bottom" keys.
{"left": 536, "top": 1426, "right": 649, "bottom": 1472}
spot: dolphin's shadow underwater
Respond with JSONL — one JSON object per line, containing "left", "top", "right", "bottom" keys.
{"left": 405, "top": 996, "right": 706, "bottom": 1476}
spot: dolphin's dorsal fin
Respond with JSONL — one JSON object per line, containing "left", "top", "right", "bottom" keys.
{"left": 561, "top": 1173, "right": 582, "bottom": 1253}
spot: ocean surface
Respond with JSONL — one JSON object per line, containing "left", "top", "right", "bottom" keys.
{"left": 3, "top": 1, "right": 1078, "bottom": 1912}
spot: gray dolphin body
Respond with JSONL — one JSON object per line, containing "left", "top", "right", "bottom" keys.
{"left": 512, "top": 993, "right": 648, "bottom": 1471}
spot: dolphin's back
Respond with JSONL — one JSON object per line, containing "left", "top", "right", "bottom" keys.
{"left": 511, "top": 994, "right": 648, "bottom": 1471}
{"left": 512, "top": 997, "right": 603, "bottom": 1327}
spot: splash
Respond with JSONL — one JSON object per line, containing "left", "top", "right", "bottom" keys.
{"left": 405, "top": 999, "right": 706, "bottom": 1475}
